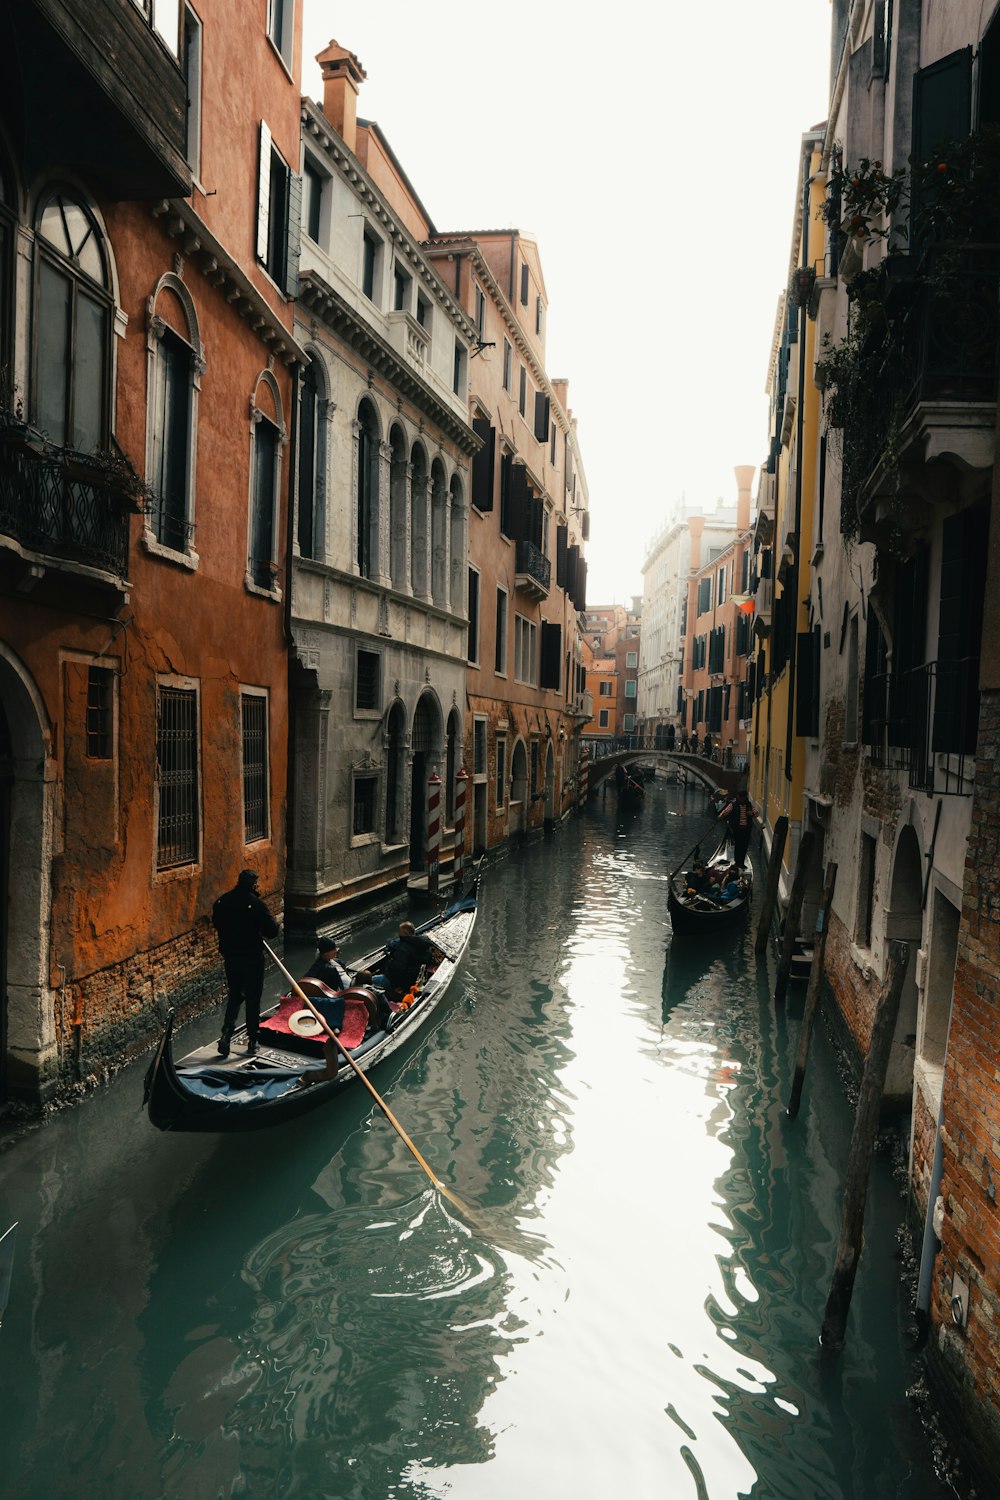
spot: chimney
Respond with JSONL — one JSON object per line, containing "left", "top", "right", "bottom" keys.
{"left": 688, "top": 514, "right": 705, "bottom": 572}
{"left": 316, "top": 40, "right": 366, "bottom": 155}
{"left": 734, "top": 464, "right": 755, "bottom": 533}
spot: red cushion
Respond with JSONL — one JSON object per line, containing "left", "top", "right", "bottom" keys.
{"left": 260, "top": 991, "right": 369, "bottom": 1049}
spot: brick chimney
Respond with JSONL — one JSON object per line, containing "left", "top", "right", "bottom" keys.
{"left": 316, "top": 40, "right": 366, "bottom": 154}
{"left": 688, "top": 514, "right": 705, "bottom": 572}
{"left": 734, "top": 465, "right": 755, "bottom": 533}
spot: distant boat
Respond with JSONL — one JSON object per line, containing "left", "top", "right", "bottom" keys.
{"left": 144, "top": 879, "right": 480, "bottom": 1133}
{"left": 668, "top": 837, "right": 753, "bottom": 937}
{"left": 615, "top": 763, "right": 645, "bottom": 805}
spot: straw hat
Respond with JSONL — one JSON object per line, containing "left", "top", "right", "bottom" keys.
{"left": 288, "top": 1009, "right": 324, "bottom": 1038}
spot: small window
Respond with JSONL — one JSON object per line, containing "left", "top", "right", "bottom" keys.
{"left": 495, "top": 735, "right": 506, "bottom": 808}
{"left": 249, "top": 410, "right": 280, "bottom": 589}
{"left": 266, "top": 0, "right": 293, "bottom": 65}
{"left": 362, "top": 228, "right": 380, "bottom": 302}
{"left": 453, "top": 340, "right": 466, "bottom": 397}
{"left": 256, "top": 123, "right": 299, "bottom": 295}
{"left": 599, "top": 681, "right": 612, "bottom": 697}
{"left": 303, "top": 157, "right": 324, "bottom": 243}
{"left": 393, "top": 262, "right": 411, "bottom": 312}
{"left": 518, "top": 366, "right": 527, "bottom": 418}
{"left": 468, "top": 567, "right": 480, "bottom": 663}
{"left": 503, "top": 338, "right": 512, "bottom": 393}
{"left": 86, "top": 667, "right": 113, "bottom": 758}
{"left": 520, "top": 261, "right": 529, "bottom": 305}
{"left": 623, "top": 713, "right": 636, "bottom": 732}
{"left": 474, "top": 283, "right": 486, "bottom": 339}
{"left": 150, "top": 323, "right": 194, "bottom": 551}
{"left": 241, "top": 692, "right": 269, "bottom": 843}
{"left": 535, "top": 294, "right": 542, "bottom": 335}
{"left": 352, "top": 773, "right": 378, "bottom": 835}
{"left": 626, "top": 651, "right": 638, "bottom": 668}
{"left": 514, "top": 615, "right": 537, "bottom": 685}
{"left": 416, "top": 294, "right": 430, "bottom": 329}
{"left": 473, "top": 717, "right": 487, "bottom": 776}
{"left": 356, "top": 648, "right": 381, "bottom": 712}
{"left": 599, "top": 709, "right": 610, "bottom": 729}
{"left": 625, "top": 680, "right": 637, "bottom": 698}
{"left": 495, "top": 587, "right": 508, "bottom": 674}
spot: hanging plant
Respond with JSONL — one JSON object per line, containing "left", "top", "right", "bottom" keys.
{"left": 821, "top": 154, "right": 908, "bottom": 244}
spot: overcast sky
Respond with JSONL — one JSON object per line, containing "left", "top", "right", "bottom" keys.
{"left": 301, "top": 1, "right": 834, "bottom": 603}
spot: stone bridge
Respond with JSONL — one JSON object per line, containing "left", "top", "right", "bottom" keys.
{"left": 583, "top": 744, "right": 743, "bottom": 796}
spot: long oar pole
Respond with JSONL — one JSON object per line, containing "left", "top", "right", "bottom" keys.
{"left": 670, "top": 815, "right": 724, "bottom": 878}
{"left": 262, "top": 941, "right": 472, "bottom": 1219}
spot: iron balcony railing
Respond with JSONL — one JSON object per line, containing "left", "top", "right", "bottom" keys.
{"left": 515, "top": 538, "right": 551, "bottom": 593}
{"left": 0, "top": 422, "right": 132, "bottom": 578}
{"left": 865, "top": 657, "right": 977, "bottom": 795}
{"left": 843, "top": 246, "right": 1000, "bottom": 524}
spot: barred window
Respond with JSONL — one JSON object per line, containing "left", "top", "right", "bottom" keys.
{"left": 156, "top": 685, "right": 199, "bottom": 869}
{"left": 241, "top": 693, "right": 269, "bottom": 843}
{"left": 86, "top": 666, "right": 113, "bottom": 758}
{"left": 353, "top": 773, "right": 378, "bottom": 835}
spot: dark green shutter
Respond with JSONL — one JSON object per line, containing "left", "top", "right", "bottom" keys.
{"left": 471, "top": 419, "right": 495, "bottom": 511}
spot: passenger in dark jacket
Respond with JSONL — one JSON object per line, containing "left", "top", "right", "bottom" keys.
{"left": 305, "top": 935, "right": 353, "bottom": 992}
{"left": 376, "top": 921, "right": 442, "bottom": 1000}
{"left": 212, "top": 870, "right": 279, "bottom": 1056}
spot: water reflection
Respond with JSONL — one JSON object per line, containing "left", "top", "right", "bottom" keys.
{"left": 1, "top": 780, "right": 950, "bottom": 1499}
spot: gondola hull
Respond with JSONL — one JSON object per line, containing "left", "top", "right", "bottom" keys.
{"left": 144, "top": 884, "right": 479, "bottom": 1133}
{"left": 668, "top": 844, "right": 753, "bottom": 936}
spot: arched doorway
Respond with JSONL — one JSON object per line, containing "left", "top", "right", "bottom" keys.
{"left": 409, "top": 692, "right": 441, "bottom": 870}
{"left": 0, "top": 647, "right": 53, "bottom": 1102}
{"left": 510, "top": 739, "right": 528, "bottom": 837}
{"left": 384, "top": 700, "right": 407, "bottom": 846}
{"left": 885, "top": 822, "right": 923, "bottom": 1102}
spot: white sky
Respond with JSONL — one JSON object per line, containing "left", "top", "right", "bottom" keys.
{"left": 301, "top": 1, "right": 834, "bottom": 603}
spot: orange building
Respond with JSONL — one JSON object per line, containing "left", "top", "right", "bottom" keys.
{"left": 424, "top": 230, "right": 590, "bottom": 851}
{"left": 581, "top": 637, "right": 619, "bottom": 740}
{"left": 0, "top": 0, "right": 304, "bottom": 1103}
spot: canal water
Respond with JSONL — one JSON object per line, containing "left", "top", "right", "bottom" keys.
{"left": 0, "top": 778, "right": 953, "bottom": 1499}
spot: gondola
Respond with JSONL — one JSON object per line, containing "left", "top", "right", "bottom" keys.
{"left": 143, "top": 878, "right": 480, "bottom": 1133}
{"left": 615, "top": 762, "right": 645, "bottom": 804}
{"left": 667, "top": 835, "right": 753, "bottom": 936}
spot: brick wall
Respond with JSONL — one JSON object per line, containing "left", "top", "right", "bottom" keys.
{"left": 928, "top": 686, "right": 1000, "bottom": 1479}
{"left": 822, "top": 910, "right": 876, "bottom": 1059}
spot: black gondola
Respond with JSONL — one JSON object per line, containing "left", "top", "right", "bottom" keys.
{"left": 667, "top": 837, "right": 753, "bottom": 936}
{"left": 615, "top": 762, "right": 645, "bottom": 804}
{"left": 143, "top": 879, "right": 480, "bottom": 1133}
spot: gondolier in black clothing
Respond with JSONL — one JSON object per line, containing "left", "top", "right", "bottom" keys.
{"left": 719, "top": 790, "right": 758, "bottom": 869}
{"left": 212, "top": 870, "right": 280, "bottom": 1056}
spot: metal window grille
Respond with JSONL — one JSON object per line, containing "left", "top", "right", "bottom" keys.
{"left": 156, "top": 686, "right": 198, "bottom": 869}
{"left": 473, "top": 719, "right": 487, "bottom": 776}
{"left": 353, "top": 773, "right": 377, "bottom": 835}
{"left": 241, "top": 694, "right": 268, "bottom": 843}
{"left": 356, "top": 649, "right": 380, "bottom": 711}
{"left": 86, "top": 666, "right": 113, "bottom": 758}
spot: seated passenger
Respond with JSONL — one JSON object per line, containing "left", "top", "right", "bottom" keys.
{"left": 372, "top": 921, "right": 444, "bottom": 1001}
{"left": 305, "top": 935, "right": 354, "bottom": 991}
{"left": 685, "top": 861, "right": 712, "bottom": 897}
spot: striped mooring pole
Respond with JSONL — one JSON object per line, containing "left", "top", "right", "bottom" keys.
{"left": 426, "top": 771, "right": 441, "bottom": 897}
{"left": 452, "top": 768, "right": 468, "bottom": 891}
{"left": 578, "top": 743, "right": 590, "bottom": 809}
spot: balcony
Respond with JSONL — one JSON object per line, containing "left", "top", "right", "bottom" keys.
{"left": 4, "top": 1, "right": 191, "bottom": 200}
{"left": 865, "top": 657, "right": 976, "bottom": 796}
{"left": 0, "top": 422, "right": 134, "bottom": 585}
{"left": 514, "top": 539, "right": 550, "bottom": 599}
{"left": 842, "top": 247, "right": 1000, "bottom": 541}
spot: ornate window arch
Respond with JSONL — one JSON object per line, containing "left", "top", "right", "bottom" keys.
{"left": 144, "top": 270, "right": 204, "bottom": 560}
{"left": 32, "top": 187, "right": 113, "bottom": 453}
{"left": 355, "top": 395, "right": 380, "bottom": 580}
{"left": 297, "top": 349, "right": 330, "bottom": 561}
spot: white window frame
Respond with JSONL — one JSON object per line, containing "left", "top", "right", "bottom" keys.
{"left": 495, "top": 586, "right": 508, "bottom": 676}
{"left": 246, "top": 371, "right": 286, "bottom": 598}
{"left": 266, "top": 0, "right": 294, "bottom": 68}
{"left": 514, "top": 614, "right": 537, "bottom": 685}
{"left": 144, "top": 271, "right": 203, "bottom": 568}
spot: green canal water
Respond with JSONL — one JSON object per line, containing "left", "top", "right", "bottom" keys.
{"left": 0, "top": 779, "right": 953, "bottom": 1498}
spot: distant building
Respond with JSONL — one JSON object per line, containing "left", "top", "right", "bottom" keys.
{"left": 581, "top": 604, "right": 641, "bottom": 739}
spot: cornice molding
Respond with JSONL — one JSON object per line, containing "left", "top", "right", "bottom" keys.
{"left": 298, "top": 269, "right": 479, "bottom": 455}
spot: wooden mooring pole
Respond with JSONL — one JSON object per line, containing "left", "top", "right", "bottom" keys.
{"left": 786, "top": 861, "right": 838, "bottom": 1118}
{"left": 754, "top": 815, "right": 788, "bottom": 956}
{"left": 819, "top": 941, "right": 910, "bottom": 1350}
{"left": 773, "top": 829, "right": 816, "bottom": 1006}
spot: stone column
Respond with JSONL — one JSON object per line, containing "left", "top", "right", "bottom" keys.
{"left": 291, "top": 688, "right": 332, "bottom": 884}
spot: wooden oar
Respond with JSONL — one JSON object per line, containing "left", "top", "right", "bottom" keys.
{"left": 670, "top": 814, "right": 725, "bottom": 878}
{"left": 262, "top": 941, "right": 472, "bottom": 1219}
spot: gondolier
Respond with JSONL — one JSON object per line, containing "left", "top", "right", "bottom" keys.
{"left": 212, "top": 870, "right": 280, "bottom": 1057}
{"left": 719, "top": 790, "right": 758, "bottom": 869}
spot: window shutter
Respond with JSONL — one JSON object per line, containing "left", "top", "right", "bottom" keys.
{"left": 499, "top": 451, "right": 513, "bottom": 535}
{"left": 556, "top": 524, "right": 567, "bottom": 587}
{"left": 912, "top": 48, "right": 973, "bottom": 163}
{"left": 284, "top": 169, "right": 302, "bottom": 296}
{"left": 520, "top": 262, "right": 529, "bottom": 305}
{"left": 534, "top": 391, "right": 550, "bottom": 443}
{"left": 509, "top": 463, "right": 528, "bottom": 541}
{"left": 566, "top": 543, "right": 578, "bottom": 599}
{"left": 861, "top": 610, "right": 887, "bottom": 745}
{"left": 471, "top": 418, "right": 495, "bottom": 510}
{"left": 256, "top": 120, "right": 272, "bottom": 265}
{"left": 575, "top": 557, "right": 587, "bottom": 612}
{"left": 540, "top": 622, "right": 562, "bottom": 689}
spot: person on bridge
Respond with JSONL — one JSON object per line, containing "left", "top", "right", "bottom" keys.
{"left": 212, "top": 870, "right": 280, "bottom": 1057}
{"left": 719, "top": 790, "right": 758, "bottom": 869}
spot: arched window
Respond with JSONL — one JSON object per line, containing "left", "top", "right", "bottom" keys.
{"left": 410, "top": 442, "right": 429, "bottom": 599}
{"left": 431, "top": 456, "right": 448, "bottom": 605}
{"left": 297, "top": 356, "right": 326, "bottom": 560}
{"left": 146, "top": 274, "right": 202, "bottom": 555}
{"left": 389, "top": 423, "right": 408, "bottom": 591}
{"left": 357, "top": 398, "right": 379, "bottom": 579}
{"left": 34, "top": 190, "right": 111, "bottom": 452}
{"left": 249, "top": 372, "right": 284, "bottom": 591}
